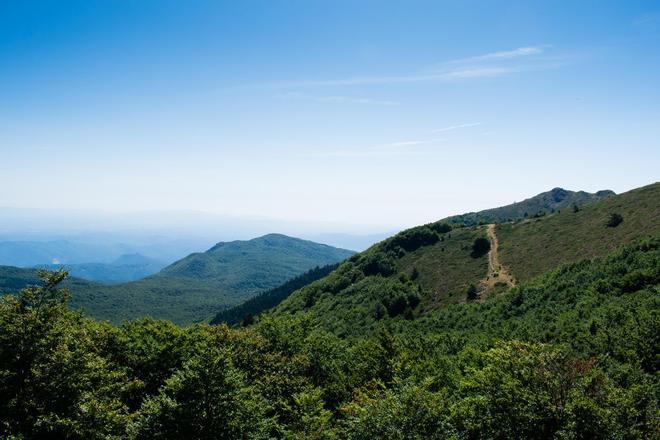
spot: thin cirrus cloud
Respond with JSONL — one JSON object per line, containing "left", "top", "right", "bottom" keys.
{"left": 272, "top": 66, "right": 516, "bottom": 87}
{"left": 378, "top": 138, "right": 447, "bottom": 149}
{"left": 311, "top": 122, "right": 483, "bottom": 158}
{"left": 268, "top": 46, "right": 553, "bottom": 88}
{"left": 432, "top": 122, "right": 482, "bottom": 133}
{"left": 316, "top": 96, "right": 399, "bottom": 106}
{"left": 445, "top": 46, "right": 545, "bottom": 64}
{"left": 275, "top": 91, "right": 399, "bottom": 106}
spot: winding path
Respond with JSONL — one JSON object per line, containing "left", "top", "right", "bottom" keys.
{"left": 479, "top": 224, "right": 515, "bottom": 295}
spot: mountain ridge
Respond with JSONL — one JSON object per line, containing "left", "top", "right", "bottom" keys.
{"left": 269, "top": 183, "right": 658, "bottom": 336}
{"left": 445, "top": 186, "right": 615, "bottom": 225}
{"left": 68, "top": 234, "right": 353, "bottom": 324}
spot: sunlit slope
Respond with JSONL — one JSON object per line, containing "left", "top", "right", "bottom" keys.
{"left": 272, "top": 183, "right": 658, "bottom": 337}
{"left": 497, "top": 182, "right": 660, "bottom": 282}
{"left": 445, "top": 187, "right": 614, "bottom": 225}
{"left": 273, "top": 222, "right": 489, "bottom": 336}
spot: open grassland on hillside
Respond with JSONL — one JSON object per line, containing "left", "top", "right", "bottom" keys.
{"left": 396, "top": 226, "right": 487, "bottom": 307}
{"left": 497, "top": 182, "right": 660, "bottom": 282}
{"left": 271, "top": 183, "right": 659, "bottom": 338}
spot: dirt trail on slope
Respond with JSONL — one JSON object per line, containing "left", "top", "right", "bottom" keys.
{"left": 479, "top": 224, "right": 515, "bottom": 296}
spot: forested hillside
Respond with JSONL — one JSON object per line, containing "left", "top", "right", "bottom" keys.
{"left": 272, "top": 222, "right": 487, "bottom": 335}
{"left": 210, "top": 263, "right": 340, "bottom": 326}
{"left": 0, "top": 235, "right": 657, "bottom": 438}
{"left": 0, "top": 234, "right": 354, "bottom": 325}
{"left": 271, "top": 183, "right": 659, "bottom": 336}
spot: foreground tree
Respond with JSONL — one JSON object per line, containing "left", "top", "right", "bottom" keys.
{"left": 0, "top": 270, "right": 129, "bottom": 439}
{"left": 130, "top": 343, "right": 272, "bottom": 439}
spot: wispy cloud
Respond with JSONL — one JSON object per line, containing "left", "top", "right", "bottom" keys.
{"left": 267, "top": 45, "right": 554, "bottom": 88}
{"left": 309, "top": 122, "right": 485, "bottom": 159}
{"left": 432, "top": 122, "right": 482, "bottom": 133}
{"left": 377, "top": 138, "right": 447, "bottom": 149}
{"left": 272, "top": 67, "right": 516, "bottom": 87}
{"left": 446, "top": 46, "right": 545, "bottom": 64}
{"left": 316, "top": 96, "right": 399, "bottom": 106}
{"left": 311, "top": 149, "right": 402, "bottom": 158}
{"left": 276, "top": 91, "right": 398, "bottom": 105}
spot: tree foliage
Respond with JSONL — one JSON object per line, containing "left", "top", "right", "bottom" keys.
{"left": 0, "top": 237, "right": 658, "bottom": 439}
{"left": 606, "top": 212, "right": 624, "bottom": 227}
{"left": 471, "top": 237, "right": 491, "bottom": 258}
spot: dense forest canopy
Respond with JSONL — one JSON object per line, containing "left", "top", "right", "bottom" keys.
{"left": 0, "top": 234, "right": 354, "bottom": 325}
{"left": 1, "top": 234, "right": 657, "bottom": 438}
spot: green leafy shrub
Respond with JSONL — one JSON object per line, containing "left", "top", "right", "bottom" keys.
{"left": 471, "top": 237, "right": 491, "bottom": 258}
{"left": 360, "top": 253, "right": 396, "bottom": 277}
{"left": 606, "top": 212, "right": 623, "bottom": 227}
{"left": 385, "top": 226, "right": 439, "bottom": 253}
{"left": 465, "top": 284, "right": 478, "bottom": 300}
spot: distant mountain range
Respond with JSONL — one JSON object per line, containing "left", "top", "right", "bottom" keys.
{"left": 0, "top": 240, "right": 132, "bottom": 267}
{"left": 37, "top": 253, "right": 166, "bottom": 284}
{"left": 0, "top": 207, "right": 390, "bottom": 252}
{"left": 446, "top": 187, "right": 615, "bottom": 225}
{"left": 0, "top": 236, "right": 218, "bottom": 267}
{"left": 0, "top": 234, "right": 354, "bottom": 325}
{"left": 2, "top": 184, "right": 654, "bottom": 331}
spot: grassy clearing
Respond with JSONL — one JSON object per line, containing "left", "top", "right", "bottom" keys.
{"left": 497, "top": 182, "right": 660, "bottom": 282}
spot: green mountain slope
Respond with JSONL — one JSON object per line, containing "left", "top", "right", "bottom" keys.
{"left": 273, "top": 222, "right": 488, "bottom": 336}
{"left": 0, "top": 265, "right": 98, "bottom": 293}
{"left": 446, "top": 187, "right": 614, "bottom": 225}
{"left": 497, "top": 182, "right": 660, "bottom": 281}
{"left": 70, "top": 234, "right": 353, "bottom": 324}
{"left": 2, "top": 234, "right": 656, "bottom": 438}
{"left": 159, "top": 233, "right": 351, "bottom": 288}
{"left": 0, "top": 234, "right": 353, "bottom": 325}
{"left": 210, "top": 263, "right": 340, "bottom": 326}
{"left": 271, "top": 183, "right": 658, "bottom": 336}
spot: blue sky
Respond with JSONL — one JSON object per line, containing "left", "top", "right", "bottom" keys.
{"left": 1, "top": 0, "right": 659, "bottom": 230}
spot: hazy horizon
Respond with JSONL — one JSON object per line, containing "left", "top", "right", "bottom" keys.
{"left": 1, "top": 180, "right": 645, "bottom": 238}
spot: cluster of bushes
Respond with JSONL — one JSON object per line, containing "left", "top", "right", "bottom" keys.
{"left": 359, "top": 252, "right": 396, "bottom": 277}
{"left": 377, "top": 280, "right": 421, "bottom": 319}
{"left": 385, "top": 227, "right": 439, "bottom": 253}
{"left": 383, "top": 222, "right": 452, "bottom": 255}
{"left": 0, "top": 236, "right": 658, "bottom": 439}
